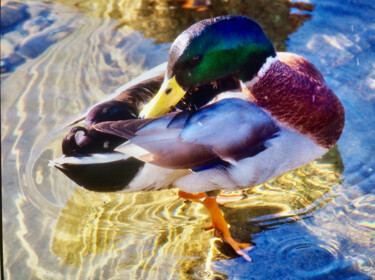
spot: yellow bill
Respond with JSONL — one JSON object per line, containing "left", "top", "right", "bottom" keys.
{"left": 139, "top": 75, "right": 186, "bottom": 118}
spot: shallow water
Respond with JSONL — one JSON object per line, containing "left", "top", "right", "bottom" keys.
{"left": 2, "top": 0, "right": 375, "bottom": 279}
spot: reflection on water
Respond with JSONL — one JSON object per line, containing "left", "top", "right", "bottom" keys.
{"left": 55, "top": 0, "right": 313, "bottom": 49}
{"left": 1, "top": 0, "right": 313, "bottom": 76}
{"left": 2, "top": 0, "right": 375, "bottom": 279}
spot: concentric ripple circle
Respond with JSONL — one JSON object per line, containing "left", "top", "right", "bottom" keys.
{"left": 278, "top": 237, "right": 348, "bottom": 278}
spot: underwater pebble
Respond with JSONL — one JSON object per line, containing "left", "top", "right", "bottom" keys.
{"left": 1, "top": 2, "right": 30, "bottom": 34}
{"left": 22, "top": 11, "right": 55, "bottom": 34}
{"left": 0, "top": 53, "right": 25, "bottom": 74}
{"left": 1, "top": 3, "right": 76, "bottom": 74}
{"left": 16, "top": 27, "right": 74, "bottom": 59}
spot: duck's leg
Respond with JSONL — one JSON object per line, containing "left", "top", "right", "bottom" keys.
{"left": 178, "top": 190, "right": 206, "bottom": 201}
{"left": 178, "top": 190, "right": 252, "bottom": 261}
{"left": 203, "top": 191, "right": 252, "bottom": 261}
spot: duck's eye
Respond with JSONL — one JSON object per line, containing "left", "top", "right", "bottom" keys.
{"left": 187, "top": 55, "right": 202, "bottom": 68}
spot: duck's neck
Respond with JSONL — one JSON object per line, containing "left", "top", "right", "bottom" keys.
{"left": 244, "top": 56, "right": 279, "bottom": 88}
{"left": 243, "top": 53, "right": 345, "bottom": 149}
{"left": 177, "top": 75, "right": 240, "bottom": 111}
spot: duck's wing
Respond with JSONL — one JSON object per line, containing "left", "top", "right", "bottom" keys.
{"left": 94, "top": 98, "right": 280, "bottom": 170}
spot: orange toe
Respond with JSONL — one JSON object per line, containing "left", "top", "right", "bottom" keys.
{"left": 203, "top": 197, "right": 252, "bottom": 261}
{"left": 178, "top": 190, "right": 252, "bottom": 261}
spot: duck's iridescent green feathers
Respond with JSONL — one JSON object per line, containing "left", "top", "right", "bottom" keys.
{"left": 169, "top": 15, "right": 276, "bottom": 87}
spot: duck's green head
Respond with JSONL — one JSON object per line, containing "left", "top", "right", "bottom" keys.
{"left": 140, "top": 15, "right": 276, "bottom": 118}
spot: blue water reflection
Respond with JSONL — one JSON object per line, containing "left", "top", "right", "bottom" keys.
{"left": 288, "top": 0, "right": 375, "bottom": 195}
{"left": 212, "top": 223, "right": 370, "bottom": 279}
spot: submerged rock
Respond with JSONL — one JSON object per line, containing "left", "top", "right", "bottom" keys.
{"left": 23, "top": 10, "right": 55, "bottom": 34}
{"left": 1, "top": 2, "right": 30, "bottom": 34}
{"left": 0, "top": 53, "right": 25, "bottom": 73}
{"left": 16, "top": 27, "right": 74, "bottom": 59}
{"left": 1, "top": 3, "right": 75, "bottom": 74}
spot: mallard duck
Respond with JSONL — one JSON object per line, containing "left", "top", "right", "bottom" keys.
{"left": 52, "top": 15, "right": 345, "bottom": 261}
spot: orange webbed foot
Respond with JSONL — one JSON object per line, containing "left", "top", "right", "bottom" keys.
{"left": 203, "top": 196, "right": 252, "bottom": 262}
{"left": 178, "top": 190, "right": 252, "bottom": 261}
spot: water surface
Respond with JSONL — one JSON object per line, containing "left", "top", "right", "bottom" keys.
{"left": 2, "top": 0, "right": 374, "bottom": 279}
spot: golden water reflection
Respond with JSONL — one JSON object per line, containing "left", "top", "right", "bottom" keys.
{"left": 51, "top": 147, "right": 343, "bottom": 278}
{"left": 56, "top": 0, "right": 314, "bottom": 50}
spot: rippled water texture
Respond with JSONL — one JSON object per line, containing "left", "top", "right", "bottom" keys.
{"left": 2, "top": 0, "right": 375, "bottom": 279}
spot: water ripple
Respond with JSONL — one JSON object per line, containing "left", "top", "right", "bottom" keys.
{"left": 278, "top": 237, "right": 348, "bottom": 278}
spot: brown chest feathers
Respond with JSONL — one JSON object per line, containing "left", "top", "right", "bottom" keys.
{"left": 248, "top": 53, "right": 345, "bottom": 148}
